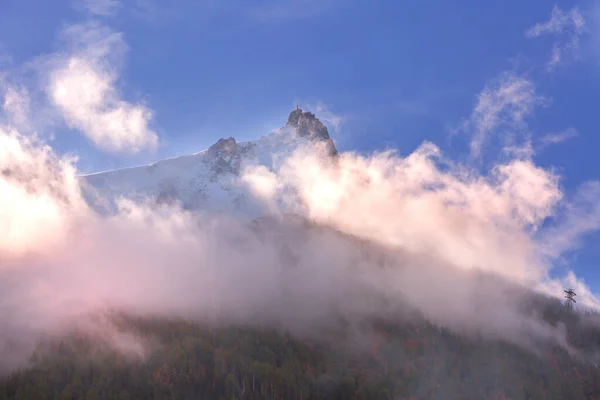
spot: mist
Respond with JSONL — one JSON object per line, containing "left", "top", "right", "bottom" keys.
{"left": 1, "top": 116, "right": 597, "bottom": 373}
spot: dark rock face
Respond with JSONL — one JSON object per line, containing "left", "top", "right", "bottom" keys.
{"left": 204, "top": 108, "right": 338, "bottom": 175}
{"left": 204, "top": 137, "right": 244, "bottom": 178}
{"left": 287, "top": 108, "right": 338, "bottom": 157}
{"left": 287, "top": 108, "right": 304, "bottom": 127}
{"left": 207, "top": 137, "right": 239, "bottom": 157}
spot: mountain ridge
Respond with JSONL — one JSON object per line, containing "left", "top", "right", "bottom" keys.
{"left": 80, "top": 107, "right": 337, "bottom": 215}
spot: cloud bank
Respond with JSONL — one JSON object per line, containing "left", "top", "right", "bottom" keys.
{"left": 1, "top": 2, "right": 600, "bottom": 377}
{"left": 1, "top": 98, "right": 600, "bottom": 373}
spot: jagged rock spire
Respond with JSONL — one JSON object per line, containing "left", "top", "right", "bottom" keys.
{"left": 286, "top": 106, "right": 338, "bottom": 156}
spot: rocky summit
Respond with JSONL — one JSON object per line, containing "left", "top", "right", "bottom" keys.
{"left": 287, "top": 106, "right": 338, "bottom": 156}
{"left": 80, "top": 107, "right": 337, "bottom": 215}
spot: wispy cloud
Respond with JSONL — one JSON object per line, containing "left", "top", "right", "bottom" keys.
{"left": 461, "top": 72, "right": 543, "bottom": 159}
{"left": 1, "top": 84, "right": 29, "bottom": 129}
{"left": 526, "top": 5, "right": 586, "bottom": 69}
{"left": 81, "top": 0, "right": 122, "bottom": 16}
{"left": 540, "top": 181, "right": 600, "bottom": 259}
{"left": 43, "top": 22, "right": 158, "bottom": 154}
{"left": 538, "top": 127, "right": 579, "bottom": 148}
{"left": 526, "top": 5, "right": 585, "bottom": 39}
{"left": 307, "top": 102, "right": 344, "bottom": 133}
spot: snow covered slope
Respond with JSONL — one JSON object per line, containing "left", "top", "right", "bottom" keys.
{"left": 80, "top": 108, "right": 337, "bottom": 216}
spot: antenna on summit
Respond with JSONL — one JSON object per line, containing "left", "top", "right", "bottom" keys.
{"left": 296, "top": 101, "right": 299, "bottom": 110}
{"left": 564, "top": 288, "right": 576, "bottom": 311}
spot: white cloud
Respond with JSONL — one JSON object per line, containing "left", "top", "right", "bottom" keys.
{"left": 241, "top": 141, "right": 600, "bottom": 347}
{"left": 538, "top": 127, "right": 579, "bottom": 147}
{"left": 2, "top": 85, "right": 29, "bottom": 128}
{"left": 526, "top": 5, "right": 586, "bottom": 69}
{"left": 82, "top": 0, "right": 122, "bottom": 16}
{"left": 46, "top": 22, "right": 158, "bottom": 154}
{"left": 461, "top": 72, "right": 543, "bottom": 159}
{"left": 0, "top": 128, "right": 82, "bottom": 259}
{"left": 245, "top": 144, "right": 562, "bottom": 281}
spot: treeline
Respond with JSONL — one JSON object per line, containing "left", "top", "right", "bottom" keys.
{"left": 3, "top": 301, "right": 600, "bottom": 399}
{"left": 0, "top": 318, "right": 401, "bottom": 400}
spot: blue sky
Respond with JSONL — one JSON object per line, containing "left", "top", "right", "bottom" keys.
{"left": 2, "top": 0, "right": 600, "bottom": 296}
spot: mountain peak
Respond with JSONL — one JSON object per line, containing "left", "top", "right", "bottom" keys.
{"left": 81, "top": 106, "right": 339, "bottom": 215}
{"left": 287, "top": 106, "right": 304, "bottom": 127}
{"left": 286, "top": 106, "right": 338, "bottom": 156}
{"left": 286, "top": 107, "right": 317, "bottom": 129}
{"left": 207, "top": 137, "right": 238, "bottom": 157}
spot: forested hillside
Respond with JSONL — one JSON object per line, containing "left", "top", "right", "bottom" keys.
{"left": 3, "top": 300, "right": 600, "bottom": 400}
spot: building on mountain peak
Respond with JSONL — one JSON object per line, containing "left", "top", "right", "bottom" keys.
{"left": 286, "top": 106, "right": 338, "bottom": 156}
